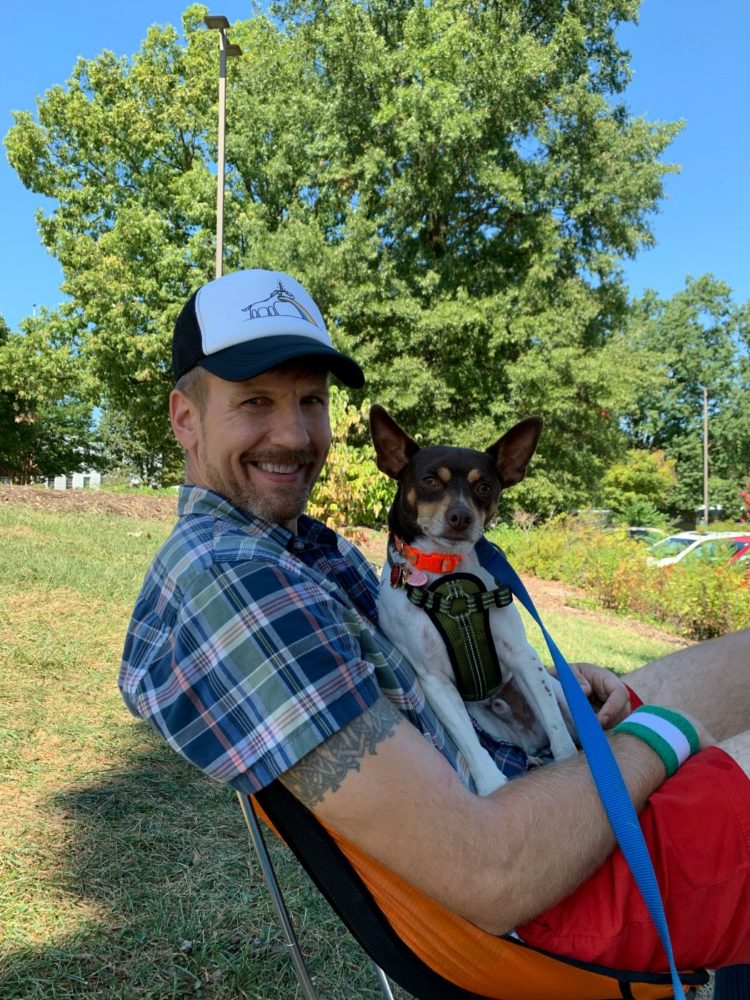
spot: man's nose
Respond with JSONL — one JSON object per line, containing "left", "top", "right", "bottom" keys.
{"left": 269, "top": 402, "right": 311, "bottom": 448}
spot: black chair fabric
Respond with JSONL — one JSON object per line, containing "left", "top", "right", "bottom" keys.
{"left": 254, "top": 781, "right": 707, "bottom": 1000}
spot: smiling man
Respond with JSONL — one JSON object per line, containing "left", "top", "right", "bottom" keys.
{"left": 120, "top": 268, "right": 750, "bottom": 996}
{"left": 171, "top": 365, "right": 332, "bottom": 529}
{"left": 169, "top": 270, "right": 361, "bottom": 530}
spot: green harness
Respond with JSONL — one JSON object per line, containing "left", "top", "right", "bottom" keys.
{"left": 404, "top": 573, "right": 513, "bottom": 702}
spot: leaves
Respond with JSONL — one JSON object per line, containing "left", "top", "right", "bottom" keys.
{"left": 2, "top": 0, "right": 695, "bottom": 507}
{"left": 621, "top": 274, "right": 750, "bottom": 517}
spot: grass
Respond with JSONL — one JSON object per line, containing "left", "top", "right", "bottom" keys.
{"left": 517, "top": 605, "right": 681, "bottom": 674}
{"left": 0, "top": 499, "right": 688, "bottom": 998}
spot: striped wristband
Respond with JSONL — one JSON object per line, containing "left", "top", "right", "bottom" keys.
{"left": 613, "top": 705, "right": 700, "bottom": 777}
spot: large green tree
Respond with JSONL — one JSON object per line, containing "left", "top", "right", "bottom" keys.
{"left": 6, "top": 0, "right": 679, "bottom": 507}
{"left": 0, "top": 312, "right": 95, "bottom": 482}
{"left": 621, "top": 274, "right": 750, "bottom": 519}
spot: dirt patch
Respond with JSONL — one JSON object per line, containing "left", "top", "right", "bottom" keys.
{"left": 522, "top": 575, "right": 687, "bottom": 649}
{"left": 0, "top": 484, "right": 178, "bottom": 521}
{"left": 1, "top": 486, "right": 686, "bottom": 648}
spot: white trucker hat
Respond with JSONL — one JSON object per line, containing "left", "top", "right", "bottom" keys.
{"left": 172, "top": 269, "right": 364, "bottom": 388}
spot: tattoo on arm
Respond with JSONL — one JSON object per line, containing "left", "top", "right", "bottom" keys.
{"left": 281, "top": 697, "right": 399, "bottom": 807}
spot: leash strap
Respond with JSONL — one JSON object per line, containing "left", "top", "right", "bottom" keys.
{"left": 476, "top": 538, "right": 685, "bottom": 999}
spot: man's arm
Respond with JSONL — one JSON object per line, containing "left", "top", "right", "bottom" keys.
{"left": 281, "top": 696, "right": 671, "bottom": 934}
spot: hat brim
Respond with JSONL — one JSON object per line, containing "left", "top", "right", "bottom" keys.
{"left": 198, "top": 335, "right": 365, "bottom": 389}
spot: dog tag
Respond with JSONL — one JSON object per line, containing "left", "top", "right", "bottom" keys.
{"left": 390, "top": 563, "right": 409, "bottom": 588}
{"left": 406, "top": 569, "right": 429, "bottom": 587}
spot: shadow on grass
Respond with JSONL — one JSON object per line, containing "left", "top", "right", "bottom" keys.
{"left": 1, "top": 727, "right": 397, "bottom": 1000}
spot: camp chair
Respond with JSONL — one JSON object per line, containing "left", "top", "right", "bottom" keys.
{"left": 236, "top": 782, "right": 711, "bottom": 1000}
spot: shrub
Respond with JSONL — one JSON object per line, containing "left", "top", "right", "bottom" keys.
{"left": 489, "top": 520, "right": 750, "bottom": 640}
{"left": 611, "top": 496, "right": 670, "bottom": 530}
{"left": 308, "top": 387, "right": 394, "bottom": 530}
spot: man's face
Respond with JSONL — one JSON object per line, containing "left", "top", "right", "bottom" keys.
{"left": 173, "top": 365, "right": 332, "bottom": 530}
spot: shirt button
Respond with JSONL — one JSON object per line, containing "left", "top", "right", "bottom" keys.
{"left": 292, "top": 540, "right": 306, "bottom": 552}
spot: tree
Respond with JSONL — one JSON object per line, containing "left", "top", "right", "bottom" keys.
{"left": 5, "top": 0, "right": 681, "bottom": 510}
{"left": 0, "top": 312, "right": 95, "bottom": 482}
{"left": 621, "top": 275, "right": 750, "bottom": 519}
{"left": 601, "top": 448, "right": 676, "bottom": 525}
{"left": 5, "top": 6, "right": 219, "bottom": 475}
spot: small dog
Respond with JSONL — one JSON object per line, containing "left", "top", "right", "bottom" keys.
{"left": 370, "top": 404, "right": 578, "bottom": 795}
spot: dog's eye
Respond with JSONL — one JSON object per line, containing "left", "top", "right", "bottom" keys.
{"left": 475, "top": 481, "right": 494, "bottom": 497}
{"left": 422, "top": 475, "right": 441, "bottom": 489}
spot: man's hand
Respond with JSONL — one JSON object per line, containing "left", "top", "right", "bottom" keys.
{"left": 567, "top": 662, "right": 631, "bottom": 728}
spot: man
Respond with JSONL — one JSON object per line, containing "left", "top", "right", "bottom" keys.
{"left": 120, "top": 268, "right": 750, "bottom": 989}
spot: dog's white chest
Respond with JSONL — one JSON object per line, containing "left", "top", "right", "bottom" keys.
{"left": 377, "top": 549, "right": 578, "bottom": 795}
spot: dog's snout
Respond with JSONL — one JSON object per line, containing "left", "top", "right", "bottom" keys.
{"left": 446, "top": 506, "right": 474, "bottom": 532}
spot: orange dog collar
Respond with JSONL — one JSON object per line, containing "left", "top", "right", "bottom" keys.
{"left": 392, "top": 535, "right": 464, "bottom": 575}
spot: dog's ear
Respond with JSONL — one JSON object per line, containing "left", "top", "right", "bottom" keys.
{"left": 369, "top": 404, "right": 420, "bottom": 479}
{"left": 486, "top": 416, "right": 543, "bottom": 488}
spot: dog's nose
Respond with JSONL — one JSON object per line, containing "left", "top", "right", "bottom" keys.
{"left": 446, "top": 506, "right": 473, "bottom": 532}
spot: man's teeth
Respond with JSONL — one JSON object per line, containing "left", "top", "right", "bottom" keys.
{"left": 256, "top": 462, "right": 299, "bottom": 474}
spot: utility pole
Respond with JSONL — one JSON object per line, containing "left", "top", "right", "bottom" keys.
{"left": 204, "top": 15, "right": 242, "bottom": 279}
{"left": 702, "top": 385, "right": 709, "bottom": 525}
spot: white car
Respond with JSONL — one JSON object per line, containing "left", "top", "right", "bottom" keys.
{"left": 646, "top": 531, "right": 749, "bottom": 568}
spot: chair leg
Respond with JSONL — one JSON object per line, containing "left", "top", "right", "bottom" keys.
{"left": 372, "top": 960, "right": 395, "bottom": 999}
{"left": 236, "top": 792, "right": 320, "bottom": 1000}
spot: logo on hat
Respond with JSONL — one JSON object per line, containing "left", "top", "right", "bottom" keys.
{"left": 242, "top": 281, "right": 318, "bottom": 327}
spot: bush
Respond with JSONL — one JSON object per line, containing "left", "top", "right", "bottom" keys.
{"left": 308, "top": 387, "right": 394, "bottom": 530}
{"left": 611, "top": 496, "right": 670, "bottom": 530}
{"left": 489, "top": 519, "right": 750, "bottom": 640}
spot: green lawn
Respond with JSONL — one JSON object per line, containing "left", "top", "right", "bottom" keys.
{"left": 0, "top": 500, "right": 686, "bottom": 998}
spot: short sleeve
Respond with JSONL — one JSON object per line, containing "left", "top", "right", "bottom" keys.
{"left": 124, "top": 559, "right": 381, "bottom": 792}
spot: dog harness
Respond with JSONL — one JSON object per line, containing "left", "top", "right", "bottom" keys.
{"left": 388, "top": 538, "right": 513, "bottom": 702}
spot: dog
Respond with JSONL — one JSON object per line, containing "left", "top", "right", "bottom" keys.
{"left": 370, "top": 404, "right": 578, "bottom": 795}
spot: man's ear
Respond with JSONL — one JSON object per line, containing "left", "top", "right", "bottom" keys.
{"left": 369, "top": 404, "right": 420, "bottom": 480}
{"left": 170, "top": 388, "right": 200, "bottom": 451}
{"left": 486, "top": 417, "right": 543, "bottom": 488}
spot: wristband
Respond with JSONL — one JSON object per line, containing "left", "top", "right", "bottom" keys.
{"left": 613, "top": 705, "right": 700, "bottom": 777}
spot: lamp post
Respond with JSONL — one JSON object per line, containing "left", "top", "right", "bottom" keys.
{"left": 702, "top": 384, "right": 709, "bottom": 526}
{"left": 204, "top": 15, "right": 242, "bottom": 279}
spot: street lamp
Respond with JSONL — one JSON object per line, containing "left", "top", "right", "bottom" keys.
{"left": 204, "top": 15, "right": 242, "bottom": 279}
{"left": 701, "top": 385, "right": 709, "bottom": 526}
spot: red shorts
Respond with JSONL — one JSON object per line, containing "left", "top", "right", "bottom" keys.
{"left": 518, "top": 745, "right": 750, "bottom": 971}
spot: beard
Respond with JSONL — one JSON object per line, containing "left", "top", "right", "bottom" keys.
{"left": 200, "top": 447, "right": 321, "bottom": 527}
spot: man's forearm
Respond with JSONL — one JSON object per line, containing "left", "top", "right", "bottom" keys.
{"left": 283, "top": 698, "right": 669, "bottom": 936}
{"left": 469, "top": 732, "right": 667, "bottom": 933}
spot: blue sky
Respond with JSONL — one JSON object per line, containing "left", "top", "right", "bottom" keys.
{"left": 1, "top": 1, "right": 748, "bottom": 332}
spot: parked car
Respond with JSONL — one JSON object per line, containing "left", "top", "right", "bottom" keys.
{"left": 729, "top": 537, "right": 750, "bottom": 566}
{"left": 647, "top": 531, "right": 750, "bottom": 568}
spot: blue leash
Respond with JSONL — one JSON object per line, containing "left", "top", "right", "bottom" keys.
{"left": 476, "top": 538, "right": 684, "bottom": 998}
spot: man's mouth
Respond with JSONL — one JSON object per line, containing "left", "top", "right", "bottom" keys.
{"left": 243, "top": 451, "right": 316, "bottom": 478}
{"left": 255, "top": 462, "right": 303, "bottom": 475}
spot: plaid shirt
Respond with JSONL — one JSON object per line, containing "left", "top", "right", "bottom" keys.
{"left": 119, "top": 486, "right": 474, "bottom": 793}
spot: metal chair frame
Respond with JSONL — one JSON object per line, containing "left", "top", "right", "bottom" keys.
{"left": 237, "top": 791, "right": 395, "bottom": 1000}
{"left": 235, "top": 783, "right": 717, "bottom": 1000}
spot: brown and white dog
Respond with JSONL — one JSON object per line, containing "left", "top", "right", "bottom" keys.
{"left": 370, "top": 404, "right": 577, "bottom": 795}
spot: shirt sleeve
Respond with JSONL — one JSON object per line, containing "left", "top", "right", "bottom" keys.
{"left": 123, "top": 559, "right": 381, "bottom": 792}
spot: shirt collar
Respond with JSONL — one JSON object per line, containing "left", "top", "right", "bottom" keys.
{"left": 177, "top": 484, "right": 339, "bottom": 551}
